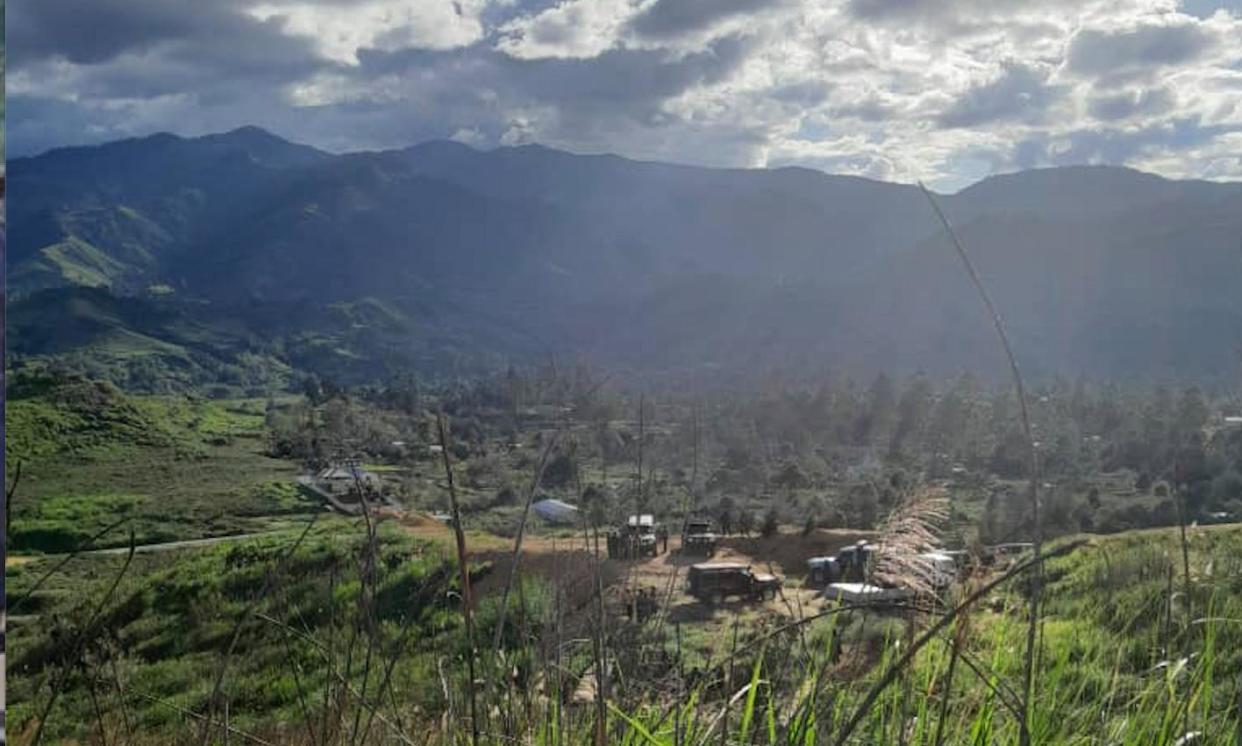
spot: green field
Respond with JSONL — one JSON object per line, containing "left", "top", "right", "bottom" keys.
{"left": 5, "top": 520, "right": 465, "bottom": 742}
{"left": 7, "top": 515, "right": 1240, "bottom": 744}
{"left": 6, "top": 369, "right": 1241, "bottom": 744}
{"left": 5, "top": 374, "right": 316, "bottom": 553}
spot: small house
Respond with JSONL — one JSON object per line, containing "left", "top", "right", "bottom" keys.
{"left": 314, "top": 465, "right": 381, "bottom": 496}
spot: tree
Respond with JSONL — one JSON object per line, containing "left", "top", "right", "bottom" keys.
{"left": 543, "top": 452, "right": 575, "bottom": 488}
{"left": 855, "top": 372, "right": 896, "bottom": 447}
{"left": 990, "top": 428, "right": 1029, "bottom": 478}
{"left": 851, "top": 484, "right": 879, "bottom": 529}
{"left": 738, "top": 509, "right": 755, "bottom": 536}
{"left": 1176, "top": 386, "right": 1210, "bottom": 440}
{"left": 889, "top": 373, "right": 933, "bottom": 456}
{"left": 760, "top": 508, "right": 780, "bottom": 538}
{"left": 773, "top": 461, "right": 809, "bottom": 491}
{"left": 582, "top": 484, "right": 611, "bottom": 527}
{"left": 802, "top": 513, "right": 817, "bottom": 536}
{"left": 302, "top": 375, "right": 324, "bottom": 405}
{"left": 718, "top": 496, "right": 736, "bottom": 535}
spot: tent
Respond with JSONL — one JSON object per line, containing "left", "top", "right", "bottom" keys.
{"left": 533, "top": 498, "right": 580, "bottom": 525}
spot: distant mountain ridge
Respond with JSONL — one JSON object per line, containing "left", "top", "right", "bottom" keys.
{"left": 9, "top": 127, "right": 1242, "bottom": 388}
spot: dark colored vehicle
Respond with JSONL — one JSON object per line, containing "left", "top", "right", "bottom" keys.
{"left": 681, "top": 519, "right": 719, "bottom": 556}
{"left": 807, "top": 541, "right": 876, "bottom": 585}
{"left": 687, "top": 563, "right": 781, "bottom": 603}
{"left": 983, "top": 542, "right": 1033, "bottom": 566}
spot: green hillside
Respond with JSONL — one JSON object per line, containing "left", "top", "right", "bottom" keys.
{"left": 5, "top": 371, "right": 314, "bottom": 552}
{"left": 10, "top": 129, "right": 1242, "bottom": 387}
{"left": 7, "top": 517, "right": 1239, "bottom": 743}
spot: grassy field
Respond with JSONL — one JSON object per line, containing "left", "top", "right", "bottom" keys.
{"left": 6, "top": 512, "right": 1240, "bottom": 744}
{"left": 5, "top": 376, "right": 316, "bottom": 553}
{"left": 7, "top": 373, "right": 1239, "bottom": 743}
{"left": 5, "top": 519, "right": 468, "bottom": 743}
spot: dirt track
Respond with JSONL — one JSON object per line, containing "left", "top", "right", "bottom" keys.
{"left": 393, "top": 511, "right": 873, "bottom": 625}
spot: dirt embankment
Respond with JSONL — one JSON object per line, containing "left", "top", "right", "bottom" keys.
{"left": 714, "top": 528, "right": 877, "bottom": 579}
{"left": 394, "top": 512, "right": 875, "bottom": 623}
{"left": 393, "top": 513, "right": 897, "bottom": 674}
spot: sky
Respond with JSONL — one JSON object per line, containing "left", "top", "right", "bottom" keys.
{"left": 7, "top": 0, "right": 1242, "bottom": 190}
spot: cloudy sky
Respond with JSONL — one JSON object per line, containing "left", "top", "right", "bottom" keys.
{"left": 8, "top": 0, "right": 1242, "bottom": 189}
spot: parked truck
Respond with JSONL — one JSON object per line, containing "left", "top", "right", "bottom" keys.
{"left": 681, "top": 518, "right": 719, "bottom": 556}
{"left": 807, "top": 540, "right": 876, "bottom": 585}
{"left": 607, "top": 514, "right": 668, "bottom": 559}
{"left": 810, "top": 542, "right": 958, "bottom": 606}
{"left": 687, "top": 563, "right": 781, "bottom": 604}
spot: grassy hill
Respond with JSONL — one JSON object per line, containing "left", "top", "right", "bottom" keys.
{"left": 6, "top": 285, "right": 526, "bottom": 391}
{"left": 5, "top": 371, "right": 315, "bottom": 553}
{"left": 6, "top": 517, "right": 1239, "bottom": 743}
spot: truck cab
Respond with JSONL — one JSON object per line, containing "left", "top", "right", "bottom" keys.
{"left": 808, "top": 541, "right": 877, "bottom": 585}
{"left": 607, "top": 514, "right": 667, "bottom": 558}
{"left": 681, "top": 518, "right": 719, "bottom": 556}
{"left": 687, "top": 563, "right": 781, "bottom": 604}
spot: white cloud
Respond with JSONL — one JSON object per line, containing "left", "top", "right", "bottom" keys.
{"left": 495, "top": 0, "right": 640, "bottom": 60}
{"left": 246, "top": 1, "right": 487, "bottom": 64}
{"left": 10, "top": 0, "right": 1242, "bottom": 188}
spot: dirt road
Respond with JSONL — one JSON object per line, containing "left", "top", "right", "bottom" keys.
{"left": 392, "top": 510, "right": 871, "bottom": 628}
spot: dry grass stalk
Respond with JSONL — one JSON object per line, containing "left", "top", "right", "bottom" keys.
{"left": 489, "top": 430, "right": 558, "bottom": 660}
{"left": 871, "top": 488, "right": 949, "bottom": 597}
{"left": 195, "top": 514, "right": 319, "bottom": 746}
{"left": 436, "top": 413, "right": 481, "bottom": 746}
{"left": 833, "top": 540, "right": 1086, "bottom": 746}
{"left": 919, "top": 183, "right": 1042, "bottom": 745}
{"left": 32, "top": 530, "right": 137, "bottom": 745}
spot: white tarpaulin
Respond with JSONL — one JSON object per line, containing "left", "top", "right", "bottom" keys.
{"left": 533, "top": 498, "right": 580, "bottom": 524}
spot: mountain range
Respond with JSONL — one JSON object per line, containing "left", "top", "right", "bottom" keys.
{"left": 8, "top": 126, "right": 1242, "bottom": 390}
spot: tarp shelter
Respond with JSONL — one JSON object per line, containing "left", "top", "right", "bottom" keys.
{"left": 533, "top": 498, "right": 580, "bottom": 525}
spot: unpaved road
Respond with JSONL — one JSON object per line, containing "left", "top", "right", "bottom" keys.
{"left": 392, "top": 511, "right": 871, "bottom": 627}
{"left": 9, "top": 527, "right": 301, "bottom": 563}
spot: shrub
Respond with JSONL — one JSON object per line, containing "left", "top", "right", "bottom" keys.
{"left": 760, "top": 507, "right": 780, "bottom": 538}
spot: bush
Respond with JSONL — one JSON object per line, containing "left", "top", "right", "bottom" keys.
{"left": 543, "top": 453, "right": 576, "bottom": 488}
{"left": 760, "top": 508, "right": 780, "bottom": 538}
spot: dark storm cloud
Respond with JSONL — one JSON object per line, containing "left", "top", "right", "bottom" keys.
{"left": 5, "top": 95, "right": 135, "bottom": 159}
{"left": 8, "top": 0, "right": 206, "bottom": 64}
{"left": 936, "top": 63, "right": 1063, "bottom": 129}
{"left": 64, "top": 30, "right": 326, "bottom": 102}
{"left": 1066, "top": 22, "right": 1216, "bottom": 77}
{"left": 628, "top": 0, "right": 785, "bottom": 39}
{"left": 844, "top": 0, "right": 1074, "bottom": 33}
{"left": 846, "top": 0, "right": 940, "bottom": 21}
{"left": 1088, "top": 87, "right": 1176, "bottom": 121}
{"left": 9, "top": 0, "right": 329, "bottom": 99}
{"left": 7, "top": 0, "right": 342, "bottom": 156}
{"left": 7, "top": 0, "right": 324, "bottom": 70}
{"left": 357, "top": 34, "right": 752, "bottom": 108}
{"left": 512, "top": 36, "right": 752, "bottom": 104}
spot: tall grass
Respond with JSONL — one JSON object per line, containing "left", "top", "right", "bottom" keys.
{"left": 11, "top": 512, "right": 1241, "bottom": 744}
